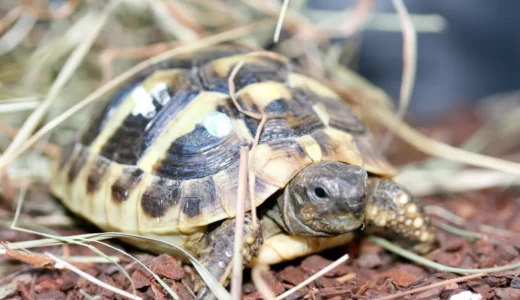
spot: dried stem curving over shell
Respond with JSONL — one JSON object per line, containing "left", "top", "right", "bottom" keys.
{"left": 227, "top": 50, "right": 289, "bottom": 228}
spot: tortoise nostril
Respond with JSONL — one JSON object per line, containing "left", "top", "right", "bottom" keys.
{"left": 314, "top": 187, "right": 328, "bottom": 198}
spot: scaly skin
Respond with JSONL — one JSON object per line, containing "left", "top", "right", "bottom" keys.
{"left": 195, "top": 214, "right": 262, "bottom": 299}
{"left": 364, "top": 178, "right": 437, "bottom": 253}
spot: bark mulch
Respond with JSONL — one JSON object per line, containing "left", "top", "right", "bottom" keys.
{"left": 1, "top": 108, "right": 519, "bottom": 299}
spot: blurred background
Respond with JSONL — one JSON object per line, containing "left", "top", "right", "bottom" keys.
{"left": 309, "top": 0, "right": 520, "bottom": 123}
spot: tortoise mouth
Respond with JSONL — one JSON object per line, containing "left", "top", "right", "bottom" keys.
{"left": 308, "top": 213, "right": 364, "bottom": 236}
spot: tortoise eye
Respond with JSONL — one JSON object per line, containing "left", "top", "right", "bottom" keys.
{"left": 314, "top": 187, "right": 328, "bottom": 199}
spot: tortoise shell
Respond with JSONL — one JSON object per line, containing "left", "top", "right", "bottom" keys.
{"left": 50, "top": 44, "right": 396, "bottom": 246}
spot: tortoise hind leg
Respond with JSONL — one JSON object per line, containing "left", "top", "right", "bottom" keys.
{"left": 195, "top": 213, "right": 262, "bottom": 299}
{"left": 364, "top": 178, "right": 437, "bottom": 253}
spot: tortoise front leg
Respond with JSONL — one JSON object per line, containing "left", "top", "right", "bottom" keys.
{"left": 195, "top": 213, "right": 262, "bottom": 299}
{"left": 364, "top": 178, "right": 437, "bottom": 253}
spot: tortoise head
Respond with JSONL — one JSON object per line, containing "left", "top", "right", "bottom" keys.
{"left": 279, "top": 161, "right": 368, "bottom": 236}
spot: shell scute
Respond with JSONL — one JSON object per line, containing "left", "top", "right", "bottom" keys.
{"left": 140, "top": 176, "right": 181, "bottom": 218}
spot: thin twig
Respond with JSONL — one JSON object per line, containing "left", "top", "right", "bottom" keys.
{"left": 227, "top": 50, "right": 288, "bottom": 228}
{"left": 274, "top": 0, "right": 290, "bottom": 43}
{"left": 44, "top": 252, "right": 143, "bottom": 300}
{"left": 231, "top": 146, "right": 249, "bottom": 300}
{"left": 380, "top": 0, "right": 417, "bottom": 150}
{"left": 248, "top": 115, "right": 267, "bottom": 228}
{"left": 275, "top": 254, "right": 350, "bottom": 300}
{"left": 373, "top": 273, "right": 487, "bottom": 300}
{"left": 251, "top": 264, "right": 276, "bottom": 300}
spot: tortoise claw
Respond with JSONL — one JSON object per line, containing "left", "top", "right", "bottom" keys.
{"left": 364, "top": 178, "right": 437, "bottom": 253}
{"left": 196, "top": 287, "right": 212, "bottom": 300}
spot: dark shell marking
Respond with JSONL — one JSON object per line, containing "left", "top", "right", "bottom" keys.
{"left": 294, "top": 89, "right": 365, "bottom": 134}
{"left": 111, "top": 168, "right": 144, "bottom": 202}
{"left": 67, "top": 146, "right": 89, "bottom": 183}
{"left": 59, "top": 142, "right": 76, "bottom": 170}
{"left": 141, "top": 177, "right": 181, "bottom": 218}
{"left": 80, "top": 46, "right": 248, "bottom": 145}
{"left": 180, "top": 177, "right": 218, "bottom": 218}
{"left": 152, "top": 99, "right": 249, "bottom": 180}
{"left": 99, "top": 71, "right": 202, "bottom": 165}
{"left": 86, "top": 157, "right": 111, "bottom": 193}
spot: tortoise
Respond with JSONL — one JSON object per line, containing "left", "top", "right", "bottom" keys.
{"left": 50, "top": 44, "right": 436, "bottom": 297}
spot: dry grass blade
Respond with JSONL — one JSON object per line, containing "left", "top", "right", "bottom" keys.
{"left": 333, "top": 0, "right": 374, "bottom": 37}
{"left": 0, "top": 6, "right": 23, "bottom": 36}
{"left": 22, "top": 0, "right": 80, "bottom": 20}
{"left": 328, "top": 65, "right": 520, "bottom": 174}
{"left": 0, "top": 234, "right": 102, "bottom": 253}
{"left": 0, "top": 100, "right": 40, "bottom": 113}
{"left": 8, "top": 185, "right": 141, "bottom": 298}
{"left": 147, "top": 0, "right": 199, "bottom": 42}
{"left": 0, "top": 0, "right": 120, "bottom": 170}
{"left": 59, "top": 256, "right": 120, "bottom": 264}
{"left": 370, "top": 236, "right": 520, "bottom": 274}
{"left": 98, "top": 41, "right": 182, "bottom": 81}
{"left": 251, "top": 264, "right": 276, "bottom": 300}
{"left": 274, "top": 0, "right": 291, "bottom": 43}
{"left": 380, "top": 0, "right": 417, "bottom": 150}
{"left": 425, "top": 205, "right": 520, "bottom": 238}
{"left": 0, "top": 121, "right": 59, "bottom": 158}
{"left": 0, "top": 13, "right": 36, "bottom": 55}
{"left": 373, "top": 273, "right": 487, "bottom": 300}
{"left": 231, "top": 146, "right": 249, "bottom": 300}
{"left": 275, "top": 253, "right": 350, "bottom": 300}
{"left": 44, "top": 252, "right": 143, "bottom": 300}
{"left": 162, "top": 0, "right": 206, "bottom": 36}
{"left": 396, "top": 168, "right": 520, "bottom": 196}
{"left": 368, "top": 105, "right": 520, "bottom": 175}
{"left": 227, "top": 50, "right": 289, "bottom": 119}
{"left": 41, "top": 231, "right": 230, "bottom": 298}
{"left": 431, "top": 219, "right": 482, "bottom": 240}
{"left": 5, "top": 18, "right": 275, "bottom": 167}
{"left": 89, "top": 240, "right": 178, "bottom": 300}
